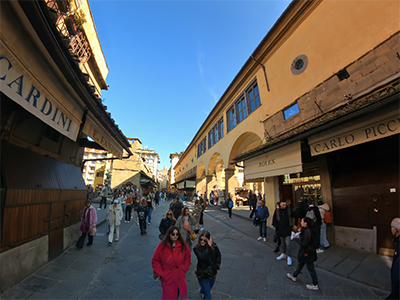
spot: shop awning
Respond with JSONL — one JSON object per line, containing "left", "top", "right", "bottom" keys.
{"left": 244, "top": 141, "right": 302, "bottom": 180}
{"left": 82, "top": 115, "right": 124, "bottom": 158}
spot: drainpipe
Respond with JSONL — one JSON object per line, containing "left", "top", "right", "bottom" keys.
{"left": 251, "top": 56, "right": 270, "bottom": 92}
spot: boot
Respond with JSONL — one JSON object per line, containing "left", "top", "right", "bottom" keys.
{"left": 273, "top": 246, "right": 280, "bottom": 253}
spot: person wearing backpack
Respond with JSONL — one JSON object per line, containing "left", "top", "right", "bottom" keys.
{"left": 227, "top": 194, "right": 234, "bottom": 218}
{"left": 305, "top": 197, "right": 323, "bottom": 253}
{"left": 136, "top": 197, "right": 149, "bottom": 235}
{"left": 318, "top": 200, "right": 331, "bottom": 249}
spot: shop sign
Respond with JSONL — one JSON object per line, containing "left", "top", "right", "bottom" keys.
{"left": 0, "top": 52, "right": 80, "bottom": 141}
{"left": 244, "top": 141, "right": 302, "bottom": 180}
{"left": 309, "top": 115, "right": 400, "bottom": 156}
{"left": 82, "top": 116, "right": 123, "bottom": 158}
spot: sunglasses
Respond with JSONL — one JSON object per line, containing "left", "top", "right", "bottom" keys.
{"left": 200, "top": 238, "right": 208, "bottom": 242}
{"left": 170, "top": 232, "right": 179, "bottom": 237}
{"left": 167, "top": 213, "right": 172, "bottom": 216}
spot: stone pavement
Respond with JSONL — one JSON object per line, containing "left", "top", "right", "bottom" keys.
{"left": 213, "top": 203, "right": 392, "bottom": 292}
{"left": 1, "top": 200, "right": 392, "bottom": 300}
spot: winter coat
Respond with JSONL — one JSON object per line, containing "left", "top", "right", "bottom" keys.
{"left": 171, "top": 201, "right": 183, "bottom": 217}
{"left": 159, "top": 218, "right": 176, "bottom": 235}
{"left": 387, "top": 235, "right": 400, "bottom": 299}
{"left": 294, "top": 225, "right": 318, "bottom": 263}
{"left": 175, "top": 215, "right": 197, "bottom": 237}
{"left": 136, "top": 204, "right": 148, "bottom": 220}
{"left": 193, "top": 243, "right": 221, "bottom": 279}
{"left": 152, "top": 240, "right": 191, "bottom": 300}
{"left": 272, "top": 207, "right": 292, "bottom": 237}
{"left": 80, "top": 205, "right": 97, "bottom": 235}
{"left": 306, "top": 205, "right": 322, "bottom": 225}
{"left": 256, "top": 206, "right": 270, "bottom": 221}
{"left": 106, "top": 205, "right": 123, "bottom": 226}
{"left": 318, "top": 203, "right": 330, "bottom": 221}
{"left": 193, "top": 204, "right": 202, "bottom": 222}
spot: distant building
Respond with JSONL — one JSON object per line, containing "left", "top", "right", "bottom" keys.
{"left": 158, "top": 165, "right": 169, "bottom": 191}
{"left": 82, "top": 148, "right": 109, "bottom": 186}
{"left": 107, "top": 138, "right": 158, "bottom": 194}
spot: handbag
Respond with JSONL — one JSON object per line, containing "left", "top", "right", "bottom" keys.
{"left": 273, "top": 233, "right": 278, "bottom": 243}
{"left": 158, "top": 233, "right": 165, "bottom": 240}
{"left": 90, "top": 226, "right": 97, "bottom": 235}
{"left": 190, "top": 231, "right": 197, "bottom": 240}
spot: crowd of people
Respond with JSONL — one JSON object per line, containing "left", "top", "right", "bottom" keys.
{"left": 78, "top": 185, "right": 398, "bottom": 299}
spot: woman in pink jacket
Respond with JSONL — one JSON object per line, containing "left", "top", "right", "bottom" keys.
{"left": 152, "top": 226, "right": 191, "bottom": 300}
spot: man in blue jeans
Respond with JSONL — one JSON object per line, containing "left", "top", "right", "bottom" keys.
{"left": 256, "top": 200, "right": 269, "bottom": 242}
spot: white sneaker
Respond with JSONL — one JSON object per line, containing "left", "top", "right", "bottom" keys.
{"left": 263, "top": 237, "right": 266, "bottom": 242}
{"left": 316, "top": 248, "right": 324, "bottom": 254}
{"left": 257, "top": 236, "right": 263, "bottom": 241}
{"left": 287, "top": 273, "right": 297, "bottom": 282}
{"left": 287, "top": 257, "right": 292, "bottom": 266}
{"left": 97, "top": 208, "right": 101, "bottom": 210}
{"left": 277, "top": 253, "right": 287, "bottom": 260}
{"left": 306, "top": 284, "right": 319, "bottom": 290}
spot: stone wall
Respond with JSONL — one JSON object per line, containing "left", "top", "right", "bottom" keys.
{"left": 0, "top": 236, "right": 48, "bottom": 293}
{"left": 263, "top": 32, "right": 400, "bottom": 141}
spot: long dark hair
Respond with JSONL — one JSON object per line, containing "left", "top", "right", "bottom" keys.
{"left": 161, "top": 226, "right": 186, "bottom": 251}
{"left": 197, "top": 230, "right": 214, "bottom": 250}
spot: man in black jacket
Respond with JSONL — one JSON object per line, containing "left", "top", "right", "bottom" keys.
{"left": 386, "top": 217, "right": 400, "bottom": 299}
{"left": 272, "top": 200, "right": 293, "bottom": 266}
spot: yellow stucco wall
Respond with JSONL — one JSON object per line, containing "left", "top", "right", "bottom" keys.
{"left": 175, "top": 0, "right": 400, "bottom": 181}
{"left": 261, "top": 0, "right": 399, "bottom": 116}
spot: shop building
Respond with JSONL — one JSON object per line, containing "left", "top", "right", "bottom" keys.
{"left": 0, "top": 0, "right": 132, "bottom": 292}
{"left": 173, "top": 0, "right": 399, "bottom": 255}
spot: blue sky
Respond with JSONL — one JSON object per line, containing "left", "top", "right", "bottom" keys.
{"left": 89, "top": 0, "right": 291, "bottom": 169}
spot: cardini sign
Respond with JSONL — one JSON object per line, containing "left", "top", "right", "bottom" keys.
{"left": 0, "top": 50, "right": 81, "bottom": 141}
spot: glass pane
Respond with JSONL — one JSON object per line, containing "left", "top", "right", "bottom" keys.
{"left": 254, "top": 84, "right": 259, "bottom": 95}
{"left": 249, "top": 90, "right": 253, "bottom": 100}
{"left": 250, "top": 100, "right": 255, "bottom": 112}
{"left": 255, "top": 95, "right": 261, "bottom": 107}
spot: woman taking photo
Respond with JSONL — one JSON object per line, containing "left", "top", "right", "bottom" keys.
{"left": 286, "top": 217, "right": 319, "bottom": 290}
{"left": 175, "top": 207, "right": 197, "bottom": 250}
{"left": 193, "top": 230, "right": 221, "bottom": 300}
{"left": 152, "top": 226, "right": 191, "bottom": 300}
{"left": 159, "top": 210, "right": 176, "bottom": 239}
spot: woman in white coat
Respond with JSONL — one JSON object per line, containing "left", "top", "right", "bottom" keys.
{"left": 106, "top": 199, "right": 124, "bottom": 245}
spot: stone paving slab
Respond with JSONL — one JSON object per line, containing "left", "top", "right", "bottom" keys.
{"left": 1, "top": 200, "right": 393, "bottom": 300}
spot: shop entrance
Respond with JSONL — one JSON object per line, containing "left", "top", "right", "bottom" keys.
{"left": 331, "top": 134, "right": 399, "bottom": 254}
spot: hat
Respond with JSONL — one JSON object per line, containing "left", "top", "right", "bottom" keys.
{"left": 86, "top": 199, "right": 92, "bottom": 204}
{"left": 113, "top": 200, "right": 118, "bottom": 204}
{"left": 141, "top": 196, "right": 146, "bottom": 201}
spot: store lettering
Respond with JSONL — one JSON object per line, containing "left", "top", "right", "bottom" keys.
{"left": 0, "top": 54, "right": 72, "bottom": 132}
{"left": 364, "top": 119, "right": 399, "bottom": 139}
{"left": 259, "top": 159, "right": 275, "bottom": 167}
{"left": 313, "top": 134, "right": 354, "bottom": 153}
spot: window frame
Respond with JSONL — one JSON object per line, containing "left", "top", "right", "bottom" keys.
{"left": 226, "top": 78, "right": 261, "bottom": 133}
{"left": 197, "top": 136, "right": 207, "bottom": 157}
{"left": 207, "top": 117, "right": 225, "bottom": 149}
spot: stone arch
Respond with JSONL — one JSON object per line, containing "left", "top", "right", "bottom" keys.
{"left": 228, "top": 131, "right": 263, "bottom": 164}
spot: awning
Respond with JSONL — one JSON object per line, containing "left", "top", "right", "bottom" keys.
{"left": 0, "top": 41, "right": 82, "bottom": 141}
{"left": 308, "top": 102, "right": 400, "bottom": 156}
{"left": 244, "top": 141, "right": 302, "bottom": 180}
{"left": 82, "top": 115, "right": 124, "bottom": 158}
